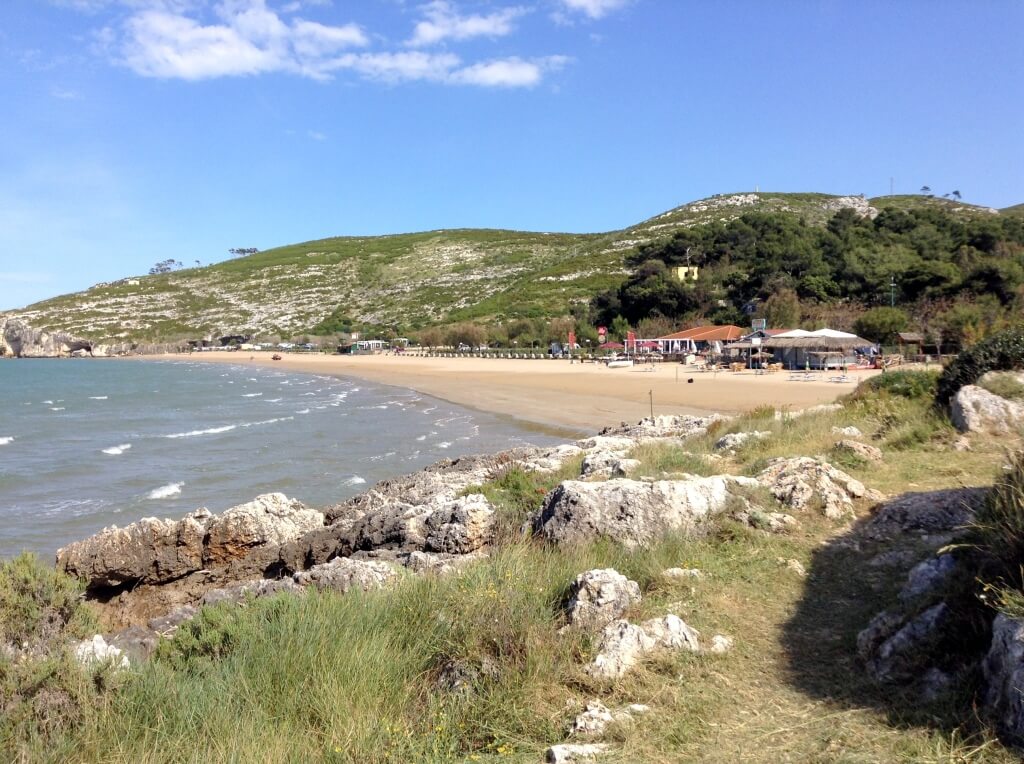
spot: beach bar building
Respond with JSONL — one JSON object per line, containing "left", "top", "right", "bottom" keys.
{"left": 761, "top": 329, "right": 875, "bottom": 369}
{"left": 654, "top": 325, "right": 744, "bottom": 355}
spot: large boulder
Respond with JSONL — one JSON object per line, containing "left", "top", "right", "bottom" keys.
{"left": 532, "top": 476, "right": 758, "bottom": 548}
{"left": 756, "top": 457, "right": 866, "bottom": 519}
{"left": 56, "top": 508, "right": 213, "bottom": 589}
{"left": 951, "top": 384, "right": 1024, "bottom": 434}
{"left": 565, "top": 569, "right": 642, "bottom": 631}
{"left": 204, "top": 493, "right": 324, "bottom": 573}
{"left": 983, "top": 614, "right": 1024, "bottom": 745}
{"left": 423, "top": 494, "right": 495, "bottom": 554}
{"left": 861, "top": 487, "right": 986, "bottom": 543}
{"left": 293, "top": 557, "right": 399, "bottom": 593}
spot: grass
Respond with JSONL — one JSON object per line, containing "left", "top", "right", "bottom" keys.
{"left": 978, "top": 372, "right": 1024, "bottom": 402}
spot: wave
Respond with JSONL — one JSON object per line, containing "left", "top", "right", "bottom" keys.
{"left": 265, "top": 398, "right": 282, "bottom": 403}
{"left": 240, "top": 417, "right": 294, "bottom": 428}
{"left": 50, "top": 407, "right": 65, "bottom": 411}
{"left": 89, "top": 396, "right": 109, "bottom": 400}
{"left": 342, "top": 476, "right": 366, "bottom": 487}
{"left": 102, "top": 443, "right": 132, "bottom": 455}
{"left": 295, "top": 408, "right": 310, "bottom": 414}
{"left": 436, "top": 441, "right": 452, "bottom": 449}
{"left": 242, "top": 393, "right": 263, "bottom": 397}
{"left": 0, "top": 437, "right": 13, "bottom": 446}
{"left": 165, "top": 425, "right": 237, "bottom": 439}
{"left": 43, "top": 400, "right": 53, "bottom": 404}
{"left": 148, "top": 482, "right": 183, "bottom": 499}
{"left": 416, "top": 434, "right": 427, "bottom": 441}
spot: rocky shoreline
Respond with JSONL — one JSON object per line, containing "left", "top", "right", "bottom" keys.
{"left": 15, "top": 387, "right": 1024, "bottom": 756}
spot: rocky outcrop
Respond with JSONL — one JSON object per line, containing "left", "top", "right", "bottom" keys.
{"left": 714, "top": 431, "right": 770, "bottom": 452}
{"left": 833, "top": 439, "right": 883, "bottom": 463}
{"left": 546, "top": 743, "right": 609, "bottom": 763}
{"left": 293, "top": 557, "right": 399, "bottom": 593}
{"left": 596, "top": 414, "right": 728, "bottom": 442}
{"left": 858, "top": 603, "right": 952, "bottom": 683}
{"left": 861, "top": 487, "right": 986, "bottom": 542}
{"left": 532, "top": 475, "right": 759, "bottom": 548}
{"left": 983, "top": 614, "right": 1024, "bottom": 745}
{"left": 56, "top": 494, "right": 324, "bottom": 627}
{"left": 586, "top": 615, "right": 701, "bottom": 679}
{"left": 564, "top": 569, "right": 641, "bottom": 631}
{"left": 951, "top": 384, "right": 1024, "bottom": 434}
{"left": 0, "top": 315, "right": 109, "bottom": 358}
{"left": 756, "top": 457, "right": 867, "bottom": 519}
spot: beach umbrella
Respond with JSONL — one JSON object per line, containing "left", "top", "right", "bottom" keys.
{"left": 598, "top": 341, "right": 625, "bottom": 350}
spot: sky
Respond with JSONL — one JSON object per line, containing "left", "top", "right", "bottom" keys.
{"left": 1, "top": 0, "right": 1022, "bottom": 310}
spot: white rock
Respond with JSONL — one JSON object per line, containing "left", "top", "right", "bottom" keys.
{"left": 714, "top": 431, "right": 770, "bottom": 452}
{"left": 662, "top": 567, "right": 703, "bottom": 580}
{"left": 546, "top": 743, "right": 610, "bottom": 763}
{"left": 640, "top": 614, "right": 701, "bottom": 651}
{"left": 951, "top": 384, "right": 1024, "bottom": 434}
{"left": 293, "top": 557, "right": 398, "bottom": 593}
{"left": 708, "top": 634, "right": 734, "bottom": 654}
{"left": 586, "top": 620, "right": 657, "bottom": 679}
{"left": 74, "top": 634, "right": 130, "bottom": 670}
{"left": 831, "top": 425, "right": 863, "bottom": 437}
{"left": 565, "top": 569, "right": 642, "bottom": 631}
{"left": 571, "top": 701, "right": 614, "bottom": 736}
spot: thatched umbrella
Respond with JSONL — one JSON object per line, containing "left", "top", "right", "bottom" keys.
{"left": 762, "top": 335, "right": 872, "bottom": 351}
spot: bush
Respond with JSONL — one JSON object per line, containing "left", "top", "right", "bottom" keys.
{"left": 0, "top": 553, "right": 96, "bottom": 650}
{"left": 936, "top": 325, "right": 1024, "bottom": 407}
{"left": 855, "top": 370, "right": 940, "bottom": 401}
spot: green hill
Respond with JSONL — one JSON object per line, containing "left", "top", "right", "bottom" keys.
{"left": 11, "top": 192, "right": 1019, "bottom": 343}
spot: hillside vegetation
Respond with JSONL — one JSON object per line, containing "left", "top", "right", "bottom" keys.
{"left": 13, "top": 192, "right": 1019, "bottom": 345}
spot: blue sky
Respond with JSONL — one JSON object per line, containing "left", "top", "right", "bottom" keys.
{"left": 1, "top": 0, "right": 1022, "bottom": 310}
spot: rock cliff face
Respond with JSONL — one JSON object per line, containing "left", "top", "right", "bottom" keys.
{"left": 0, "top": 315, "right": 115, "bottom": 358}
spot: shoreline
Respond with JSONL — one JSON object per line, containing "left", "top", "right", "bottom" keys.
{"left": 126, "top": 353, "right": 880, "bottom": 433}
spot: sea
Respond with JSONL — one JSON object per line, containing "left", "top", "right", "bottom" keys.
{"left": 0, "top": 359, "right": 565, "bottom": 561}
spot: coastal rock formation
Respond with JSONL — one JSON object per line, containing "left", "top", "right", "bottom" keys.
{"left": 597, "top": 414, "right": 728, "bottom": 442}
{"left": 532, "top": 475, "right": 759, "bottom": 548}
{"left": 983, "top": 614, "right": 1024, "bottom": 745}
{"left": 565, "top": 569, "right": 642, "bottom": 631}
{"left": 0, "top": 315, "right": 103, "bottom": 358}
{"left": 293, "top": 557, "right": 399, "bottom": 593}
{"left": 951, "top": 384, "right": 1024, "bottom": 435}
{"left": 756, "top": 457, "right": 866, "bottom": 519}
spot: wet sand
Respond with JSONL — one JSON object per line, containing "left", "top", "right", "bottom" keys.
{"left": 142, "top": 353, "right": 880, "bottom": 432}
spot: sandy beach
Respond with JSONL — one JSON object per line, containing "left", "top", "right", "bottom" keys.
{"left": 144, "top": 353, "right": 881, "bottom": 433}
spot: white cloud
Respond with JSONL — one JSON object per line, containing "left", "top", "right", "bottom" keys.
{"left": 407, "top": 1, "right": 527, "bottom": 47}
{"left": 451, "top": 54, "right": 568, "bottom": 87}
{"left": 559, "top": 0, "right": 631, "bottom": 19}
{"left": 307, "top": 129, "right": 326, "bottom": 140}
{"left": 118, "top": 0, "right": 368, "bottom": 80}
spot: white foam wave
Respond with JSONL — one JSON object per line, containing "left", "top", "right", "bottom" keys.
{"left": 436, "top": 441, "right": 452, "bottom": 449}
{"left": 89, "top": 396, "right": 109, "bottom": 400}
{"left": 242, "top": 393, "right": 263, "bottom": 397}
{"left": 148, "top": 482, "right": 183, "bottom": 499}
{"left": 296, "top": 408, "right": 310, "bottom": 414}
{"left": 265, "top": 398, "right": 282, "bottom": 403}
{"left": 102, "top": 443, "right": 132, "bottom": 455}
{"left": 50, "top": 407, "right": 65, "bottom": 411}
{"left": 416, "top": 434, "right": 427, "bottom": 441}
{"left": 43, "top": 400, "right": 53, "bottom": 404}
{"left": 165, "top": 425, "right": 236, "bottom": 439}
{"left": 240, "top": 417, "right": 294, "bottom": 428}
{"left": 0, "top": 437, "right": 13, "bottom": 446}
{"left": 342, "top": 476, "right": 366, "bottom": 487}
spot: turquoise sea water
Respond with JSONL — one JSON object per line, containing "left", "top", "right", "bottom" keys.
{"left": 0, "top": 359, "right": 561, "bottom": 560}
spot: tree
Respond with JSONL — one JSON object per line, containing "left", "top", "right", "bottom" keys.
{"left": 952, "top": 190, "right": 962, "bottom": 200}
{"left": 853, "top": 306, "right": 910, "bottom": 343}
{"left": 416, "top": 327, "right": 444, "bottom": 348}
{"left": 148, "top": 258, "right": 182, "bottom": 274}
{"left": 761, "top": 288, "right": 802, "bottom": 328}
{"left": 229, "top": 247, "right": 260, "bottom": 257}
{"left": 920, "top": 186, "right": 932, "bottom": 196}
{"left": 610, "top": 315, "right": 630, "bottom": 343}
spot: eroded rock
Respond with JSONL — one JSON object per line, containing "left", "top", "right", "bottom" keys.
{"left": 951, "top": 384, "right": 1024, "bottom": 435}
{"left": 756, "top": 457, "right": 865, "bottom": 519}
{"left": 293, "top": 557, "right": 399, "bottom": 593}
{"left": 565, "top": 569, "right": 641, "bottom": 631}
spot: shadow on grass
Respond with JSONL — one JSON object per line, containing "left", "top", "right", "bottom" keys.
{"left": 779, "top": 487, "right": 998, "bottom": 741}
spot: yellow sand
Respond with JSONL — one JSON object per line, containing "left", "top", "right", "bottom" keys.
{"left": 143, "top": 352, "right": 879, "bottom": 433}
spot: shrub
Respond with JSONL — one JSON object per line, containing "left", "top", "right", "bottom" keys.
{"left": 858, "top": 370, "right": 940, "bottom": 401}
{"left": 936, "top": 325, "right": 1024, "bottom": 407}
{"left": 0, "top": 553, "right": 96, "bottom": 649}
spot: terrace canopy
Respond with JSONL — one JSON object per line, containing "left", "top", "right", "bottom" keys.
{"left": 762, "top": 329, "right": 874, "bottom": 369}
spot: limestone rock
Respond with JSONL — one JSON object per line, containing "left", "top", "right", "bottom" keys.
{"left": 756, "top": 457, "right": 865, "bottom": 519}
{"left": 641, "top": 614, "right": 701, "bottom": 650}
{"left": 831, "top": 425, "right": 863, "bottom": 437}
{"left": 0, "top": 315, "right": 97, "bottom": 358}
{"left": 861, "top": 488, "right": 986, "bottom": 542}
{"left": 56, "top": 508, "right": 213, "bottom": 589}
{"left": 858, "top": 603, "right": 950, "bottom": 683}
{"left": 423, "top": 494, "right": 495, "bottom": 554}
{"left": 571, "top": 701, "right": 614, "bottom": 736}
{"left": 204, "top": 493, "right": 324, "bottom": 571}
{"left": 951, "top": 384, "right": 1024, "bottom": 434}
{"left": 662, "top": 567, "right": 703, "bottom": 580}
{"left": 833, "top": 439, "right": 882, "bottom": 462}
{"left": 546, "top": 743, "right": 609, "bottom": 763}
{"left": 73, "top": 634, "right": 130, "bottom": 670}
{"left": 596, "top": 414, "right": 729, "bottom": 442}
{"left": 586, "top": 615, "right": 700, "bottom": 679}
{"left": 709, "top": 634, "right": 734, "bottom": 654}
{"left": 714, "top": 431, "right": 770, "bottom": 452}
{"left": 580, "top": 451, "right": 640, "bottom": 478}
{"left": 533, "top": 475, "right": 759, "bottom": 548}
{"left": 983, "top": 614, "right": 1024, "bottom": 745}
{"left": 293, "top": 557, "right": 399, "bottom": 593}
{"left": 565, "top": 569, "right": 641, "bottom": 631}
{"left": 201, "top": 578, "right": 304, "bottom": 606}
{"left": 899, "top": 555, "right": 957, "bottom": 606}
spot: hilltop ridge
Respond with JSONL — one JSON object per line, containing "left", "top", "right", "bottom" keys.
{"left": 10, "top": 192, "right": 1015, "bottom": 344}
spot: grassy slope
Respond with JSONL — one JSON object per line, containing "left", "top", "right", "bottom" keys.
{"left": 4, "top": 374, "right": 1020, "bottom": 762}
{"left": 15, "top": 193, "right": 1015, "bottom": 344}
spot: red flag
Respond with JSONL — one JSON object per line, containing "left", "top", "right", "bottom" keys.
{"left": 568, "top": 330, "right": 576, "bottom": 350}
{"left": 626, "top": 330, "right": 636, "bottom": 351}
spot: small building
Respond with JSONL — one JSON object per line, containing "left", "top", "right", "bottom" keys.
{"left": 673, "top": 266, "right": 699, "bottom": 282}
{"left": 655, "top": 325, "right": 744, "bottom": 355}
